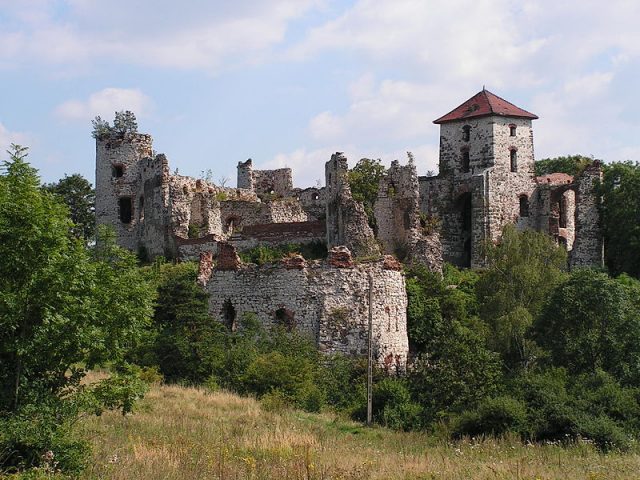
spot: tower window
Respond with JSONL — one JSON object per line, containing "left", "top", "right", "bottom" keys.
{"left": 112, "top": 165, "right": 124, "bottom": 178}
{"left": 519, "top": 195, "right": 529, "bottom": 217}
{"left": 119, "top": 197, "right": 132, "bottom": 224}
{"left": 462, "top": 125, "right": 471, "bottom": 142}
{"left": 462, "top": 150, "right": 470, "bottom": 173}
{"left": 510, "top": 149, "right": 518, "bottom": 172}
{"left": 509, "top": 125, "right": 517, "bottom": 137}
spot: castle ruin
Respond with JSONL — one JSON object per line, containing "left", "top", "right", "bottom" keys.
{"left": 95, "top": 89, "right": 604, "bottom": 372}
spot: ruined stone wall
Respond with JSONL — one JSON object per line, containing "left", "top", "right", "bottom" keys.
{"left": 218, "top": 199, "right": 309, "bottom": 235}
{"left": 236, "top": 158, "right": 293, "bottom": 197}
{"left": 295, "top": 187, "right": 327, "bottom": 219}
{"left": 138, "top": 154, "right": 172, "bottom": 257}
{"left": 230, "top": 221, "right": 325, "bottom": 251}
{"left": 325, "top": 153, "right": 379, "bottom": 258}
{"left": 95, "top": 133, "right": 154, "bottom": 251}
{"left": 570, "top": 162, "right": 604, "bottom": 268}
{"left": 375, "top": 160, "right": 442, "bottom": 271}
{"left": 201, "top": 251, "right": 408, "bottom": 372}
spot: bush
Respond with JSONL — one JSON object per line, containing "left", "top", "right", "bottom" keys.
{"left": 454, "top": 396, "right": 528, "bottom": 438}
{"left": 578, "top": 415, "right": 631, "bottom": 451}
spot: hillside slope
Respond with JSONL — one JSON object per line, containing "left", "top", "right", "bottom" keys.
{"left": 77, "top": 382, "right": 640, "bottom": 479}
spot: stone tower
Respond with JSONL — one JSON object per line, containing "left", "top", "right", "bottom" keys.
{"left": 95, "top": 133, "right": 153, "bottom": 250}
{"left": 425, "top": 89, "right": 538, "bottom": 267}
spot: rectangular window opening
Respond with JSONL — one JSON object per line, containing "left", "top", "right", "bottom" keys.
{"left": 119, "top": 197, "right": 132, "bottom": 224}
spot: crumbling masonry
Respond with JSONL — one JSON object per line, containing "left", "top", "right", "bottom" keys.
{"left": 96, "top": 89, "right": 604, "bottom": 371}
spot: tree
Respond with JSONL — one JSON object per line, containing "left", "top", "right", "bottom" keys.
{"left": 151, "top": 263, "right": 227, "bottom": 384}
{"left": 476, "top": 225, "right": 567, "bottom": 372}
{"left": 534, "top": 155, "right": 593, "bottom": 176}
{"left": 405, "top": 264, "right": 500, "bottom": 421}
{"left": 599, "top": 161, "right": 640, "bottom": 278}
{"left": 113, "top": 110, "right": 138, "bottom": 135}
{"left": 533, "top": 269, "right": 640, "bottom": 385}
{"left": 43, "top": 174, "right": 95, "bottom": 242}
{"left": 91, "top": 110, "right": 138, "bottom": 139}
{"left": 0, "top": 145, "right": 154, "bottom": 473}
{"left": 347, "top": 158, "right": 385, "bottom": 230}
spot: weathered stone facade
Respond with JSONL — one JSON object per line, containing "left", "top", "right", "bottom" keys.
{"left": 421, "top": 89, "right": 604, "bottom": 268}
{"left": 95, "top": 88, "right": 605, "bottom": 371}
{"left": 200, "top": 245, "right": 408, "bottom": 372}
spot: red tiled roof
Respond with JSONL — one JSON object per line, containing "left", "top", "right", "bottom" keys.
{"left": 536, "top": 173, "right": 574, "bottom": 185}
{"left": 433, "top": 89, "right": 538, "bottom": 124}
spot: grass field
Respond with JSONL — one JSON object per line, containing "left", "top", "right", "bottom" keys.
{"left": 75, "top": 381, "right": 640, "bottom": 480}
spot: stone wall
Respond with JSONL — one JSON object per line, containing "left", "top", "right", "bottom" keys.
{"left": 375, "top": 160, "right": 442, "bottom": 271}
{"left": 325, "top": 153, "right": 380, "bottom": 258}
{"left": 570, "top": 162, "right": 604, "bottom": 268}
{"left": 95, "top": 133, "right": 154, "bottom": 251}
{"left": 236, "top": 158, "right": 294, "bottom": 197}
{"left": 200, "top": 248, "right": 408, "bottom": 372}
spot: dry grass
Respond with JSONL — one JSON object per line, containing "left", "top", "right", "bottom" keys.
{"left": 78, "top": 382, "right": 640, "bottom": 480}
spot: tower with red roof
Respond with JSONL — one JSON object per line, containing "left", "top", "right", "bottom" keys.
{"left": 422, "top": 89, "right": 539, "bottom": 267}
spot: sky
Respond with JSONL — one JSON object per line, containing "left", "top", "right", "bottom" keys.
{"left": 1, "top": 0, "right": 639, "bottom": 187}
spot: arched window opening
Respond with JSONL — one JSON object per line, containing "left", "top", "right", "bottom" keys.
{"left": 312, "top": 192, "right": 319, "bottom": 200}
{"left": 462, "top": 125, "right": 471, "bottom": 142}
{"left": 509, "top": 124, "right": 517, "bottom": 137}
{"left": 519, "top": 195, "right": 529, "bottom": 218}
{"left": 510, "top": 149, "right": 518, "bottom": 172}
{"left": 112, "top": 164, "right": 124, "bottom": 178}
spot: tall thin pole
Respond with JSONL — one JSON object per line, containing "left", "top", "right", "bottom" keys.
{"left": 367, "top": 272, "right": 373, "bottom": 426}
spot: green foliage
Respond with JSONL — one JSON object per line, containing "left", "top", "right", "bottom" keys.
{"left": 238, "top": 241, "right": 327, "bottom": 265}
{"left": 476, "top": 225, "right": 567, "bottom": 371}
{"left": 347, "top": 158, "right": 385, "bottom": 230}
{"left": 533, "top": 269, "right": 640, "bottom": 385}
{"left": 0, "top": 146, "right": 154, "bottom": 474}
{"left": 599, "top": 161, "right": 640, "bottom": 277}
{"left": 149, "top": 262, "right": 227, "bottom": 384}
{"left": 371, "top": 378, "right": 423, "bottom": 431}
{"left": 534, "top": 155, "right": 593, "bottom": 176}
{"left": 42, "top": 174, "right": 95, "bottom": 242}
{"left": 454, "top": 396, "right": 528, "bottom": 438}
{"left": 91, "top": 111, "right": 138, "bottom": 139}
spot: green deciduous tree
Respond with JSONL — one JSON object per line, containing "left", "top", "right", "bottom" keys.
{"left": 43, "top": 173, "right": 95, "bottom": 242}
{"left": 0, "top": 145, "right": 154, "bottom": 473}
{"left": 599, "top": 161, "right": 640, "bottom": 278}
{"left": 476, "top": 225, "right": 567, "bottom": 371}
{"left": 534, "top": 155, "right": 593, "bottom": 176}
{"left": 347, "top": 158, "right": 386, "bottom": 230}
{"left": 533, "top": 269, "right": 640, "bottom": 385}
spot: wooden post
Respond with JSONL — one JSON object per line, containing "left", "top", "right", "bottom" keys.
{"left": 367, "top": 271, "right": 373, "bottom": 426}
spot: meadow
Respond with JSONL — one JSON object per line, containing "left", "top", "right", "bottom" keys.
{"left": 77, "top": 381, "right": 640, "bottom": 480}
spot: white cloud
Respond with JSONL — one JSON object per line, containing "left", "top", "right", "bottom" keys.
{"left": 0, "top": 1, "right": 321, "bottom": 72}
{"left": 55, "top": 88, "right": 153, "bottom": 121}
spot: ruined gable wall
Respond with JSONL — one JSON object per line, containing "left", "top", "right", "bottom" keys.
{"left": 95, "top": 133, "right": 153, "bottom": 251}
{"left": 376, "top": 161, "right": 443, "bottom": 271}
{"left": 570, "top": 162, "right": 604, "bottom": 268}
{"left": 203, "top": 258, "right": 408, "bottom": 372}
{"left": 325, "top": 153, "right": 379, "bottom": 257}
